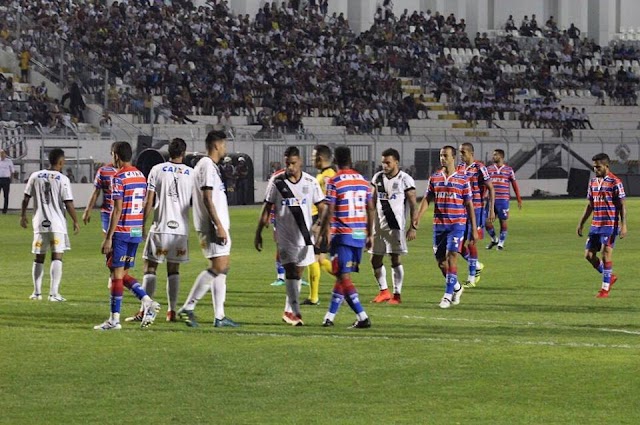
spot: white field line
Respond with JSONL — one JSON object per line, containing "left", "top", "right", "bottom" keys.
{"left": 228, "top": 331, "right": 640, "bottom": 350}
{"left": 393, "top": 314, "right": 640, "bottom": 336}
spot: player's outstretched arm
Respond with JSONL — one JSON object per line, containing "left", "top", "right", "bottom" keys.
{"left": 20, "top": 194, "right": 31, "bottom": 228}
{"left": 618, "top": 199, "right": 627, "bottom": 238}
{"left": 512, "top": 180, "right": 523, "bottom": 209}
{"left": 465, "top": 198, "right": 479, "bottom": 243}
{"left": 413, "top": 194, "right": 431, "bottom": 229}
{"left": 484, "top": 180, "right": 496, "bottom": 222}
{"left": 254, "top": 202, "right": 272, "bottom": 252}
{"left": 142, "top": 190, "right": 156, "bottom": 238}
{"left": 405, "top": 188, "right": 417, "bottom": 241}
{"left": 82, "top": 187, "right": 101, "bottom": 224}
{"left": 577, "top": 203, "right": 593, "bottom": 237}
{"left": 64, "top": 200, "right": 80, "bottom": 234}
{"left": 102, "top": 198, "right": 122, "bottom": 254}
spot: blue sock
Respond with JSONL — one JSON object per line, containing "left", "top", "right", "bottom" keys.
{"left": 110, "top": 295, "right": 122, "bottom": 314}
{"left": 596, "top": 261, "right": 604, "bottom": 274}
{"left": 347, "top": 292, "right": 364, "bottom": 314}
{"left": 499, "top": 231, "right": 507, "bottom": 243}
{"left": 445, "top": 273, "right": 457, "bottom": 295}
{"left": 276, "top": 261, "right": 285, "bottom": 276}
{"left": 129, "top": 283, "right": 147, "bottom": 300}
{"left": 328, "top": 291, "right": 344, "bottom": 314}
{"left": 469, "top": 258, "right": 477, "bottom": 278}
{"left": 487, "top": 227, "right": 496, "bottom": 239}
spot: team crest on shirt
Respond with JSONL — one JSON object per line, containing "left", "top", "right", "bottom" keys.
{"left": 302, "top": 185, "right": 309, "bottom": 195}
{"left": 392, "top": 182, "right": 398, "bottom": 190}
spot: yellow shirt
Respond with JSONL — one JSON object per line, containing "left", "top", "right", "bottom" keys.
{"left": 312, "top": 166, "right": 336, "bottom": 216}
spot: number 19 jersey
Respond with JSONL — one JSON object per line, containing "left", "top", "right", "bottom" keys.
{"left": 325, "top": 169, "right": 372, "bottom": 248}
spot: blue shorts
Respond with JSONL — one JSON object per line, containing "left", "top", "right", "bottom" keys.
{"left": 101, "top": 211, "right": 110, "bottom": 233}
{"left": 433, "top": 227, "right": 465, "bottom": 259}
{"left": 108, "top": 239, "right": 140, "bottom": 269}
{"left": 465, "top": 207, "right": 485, "bottom": 240}
{"left": 494, "top": 200, "right": 510, "bottom": 221}
{"left": 330, "top": 243, "right": 363, "bottom": 275}
{"left": 585, "top": 232, "right": 617, "bottom": 251}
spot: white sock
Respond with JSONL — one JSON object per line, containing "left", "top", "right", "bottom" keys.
{"left": 374, "top": 265, "right": 388, "bottom": 291}
{"left": 285, "top": 278, "right": 301, "bottom": 317}
{"left": 50, "top": 260, "right": 63, "bottom": 296}
{"left": 212, "top": 273, "right": 227, "bottom": 320}
{"left": 167, "top": 273, "right": 180, "bottom": 312}
{"left": 142, "top": 273, "right": 157, "bottom": 297}
{"left": 182, "top": 270, "right": 213, "bottom": 311}
{"left": 454, "top": 281, "right": 461, "bottom": 291}
{"left": 32, "top": 262, "right": 44, "bottom": 294}
{"left": 356, "top": 311, "right": 368, "bottom": 321}
{"left": 110, "top": 312, "right": 120, "bottom": 323}
{"left": 392, "top": 265, "right": 404, "bottom": 294}
{"left": 324, "top": 312, "right": 336, "bottom": 322}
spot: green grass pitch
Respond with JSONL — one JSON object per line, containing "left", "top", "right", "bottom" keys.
{"left": 1, "top": 199, "right": 639, "bottom": 424}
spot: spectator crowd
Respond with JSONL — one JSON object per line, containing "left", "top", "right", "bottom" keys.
{"left": 0, "top": 2, "right": 639, "bottom": 135}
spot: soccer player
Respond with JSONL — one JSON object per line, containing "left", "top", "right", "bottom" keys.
{"left": 128, "top": 138, "right": 194, "bottom": 322}
{"left": 176, "top": 130, "right": 238, "bottom": 328}
{"left": 254, "top": 146, "right": 325, "bottom": 326}
{"left": 303, "top": 144, "right": 336, "bottom": 305}
{"left": 21, "top": 148, "right": 80, "bottom": 301}
{"left": 82, "top": 147, "right": 117, "bottom": 290}
{"left": 370, "top": 148, "right": 417, "bottom": 304}
{"left": 414, "top": 145, "right": 477, "bottom": 309}
{"left": 458, "top": 142, "right": 495, "bottom": 288}
{"left": 94, "top": 141, "right": 160, "bottom": 330}
{"left": 485, "top": 149, "right": 523, "bottom": 250}
{"left": 317, "top": 146, "right": 374, "bottom": 328}
{"left": 82, "top": 147, "right": 117, "bottom": 233}
{"left": 577, "top": 153, "right": 627, "bottom": 298}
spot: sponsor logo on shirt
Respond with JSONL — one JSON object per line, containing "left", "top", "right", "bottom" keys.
{"left": 167, "top": 220, "right": 179, "bottom": 229}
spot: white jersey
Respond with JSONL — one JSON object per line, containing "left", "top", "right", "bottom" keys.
{"left": 265, "top": 171, "right": 323, "bottom": 249}
{"left": 24, "top": 169, "right": 73, "bottom": 233}
{"left": 371, "top": 170, "right": 415, "bottom": 232}
{"left": 193, "top": 156, "right": 229, "bottom": 233}
{"left": 147, "top": 161, "right": 194, "bottom": 235}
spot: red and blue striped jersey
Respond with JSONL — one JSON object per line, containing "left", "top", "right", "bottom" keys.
{"left": 111, "top": 165, "right": 147, "bottom": 241}
{"left": 325, "top": 169, "right": 372, "bottom": 248}
{"left": 487, "top": 164, "right": 517, "bottom": 201}
{"left": 426, "top": 170, "right": 472, "bottom": 230}
{"left": 92, "top": 163, "right": 117, "bottom": 213}
{"left": 587, "top": 172, "right": 626, "bottom": 233}
{"left": 458, "top": 161, "right": 490, "bottom": 209}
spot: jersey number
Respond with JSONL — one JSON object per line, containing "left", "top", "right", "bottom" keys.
{"left": 345, "top": 190, "right": 367, "bottom": 217}
{"left": 131, "top": 188, "right": 145, "bottom": 215}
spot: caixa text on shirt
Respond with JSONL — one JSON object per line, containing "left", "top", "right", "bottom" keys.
{"left": 281, "top": 198, "right": 308, "bottom": 207}
{"left": 162, "top": 165, "right": 190, "bottom": 174}
{"left": 37, "top": 172, "right": 61, "bottom": 180}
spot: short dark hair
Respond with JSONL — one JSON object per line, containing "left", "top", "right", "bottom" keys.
{"left": 592, "top": 153, "right": 610, "bottom": 164}
{"left": 442, "top": 145, "right": 457, "bottom": 156}
{"left": 461, "top": 142, "right": 474, "bottom": 153}
{"left": 112, "top": 141, "right": 133, "bottom": 162}
{"left": 334, "top": 146, "right": 351, "bottom": 167}
{"left": 205, "top": 130, "right": 227, "bottom": 151}
{"left": 284, "top": 146, "right": 300, "bottom": 158}
{"left": 314, "top": 144, "right": 332, "bottom": 160}
{"left": 48, "top": 148, "right": 65, "bottom": 166}
{"left": 382, "top": 148, "right": 400, "bottom": 161}
{"left": 168, "top": 138, "right": 187, "bottom": 159}
{"left": 494, "top": 149, "right": 505, "bottom": 158}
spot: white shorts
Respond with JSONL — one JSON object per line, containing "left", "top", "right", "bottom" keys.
{"left": 143, "top": 232, "right": 190, "bottom": 263}
{"left": 32, "top": 232, "right": 70, "bottom": 254}
{"left": 278, "top": 245, "right": 315, "bottom": 267}
{"left": 369, "top": 228, "right": 407, "bottom": 255}
{"left": 197, "top": 230, "right": 231, "bottom": 258}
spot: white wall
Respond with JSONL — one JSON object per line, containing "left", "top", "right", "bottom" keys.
{"left": 619, "top": 0, "right": 640, "bottom": 32}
